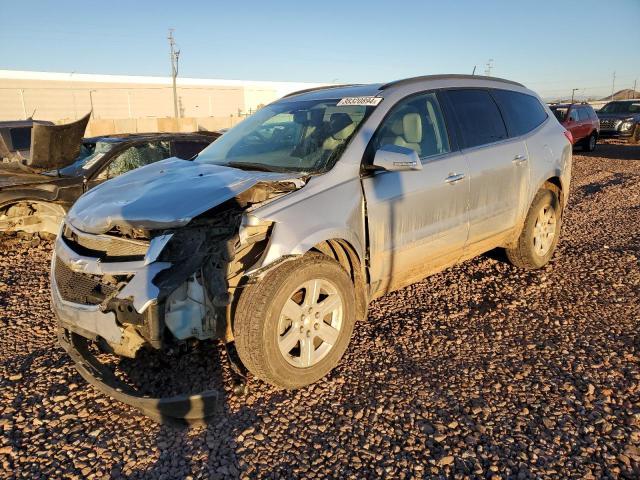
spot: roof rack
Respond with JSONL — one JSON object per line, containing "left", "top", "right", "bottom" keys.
{"left": 282, "top": 84, "right": 361, "bottom": 98}
{"left": 380, "top": 74, "right": 524, "bottom": 90}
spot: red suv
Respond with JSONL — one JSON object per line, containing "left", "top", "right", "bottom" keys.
{"left": 549, "top": 103, "right": 600, "bottom": 151}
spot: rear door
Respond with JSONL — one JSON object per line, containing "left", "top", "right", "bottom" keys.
{"left": 444, "top": 88, "right": 528, "bottom": 253}
{"left": 566, "top": 107, "right": 583, "bottom": 141}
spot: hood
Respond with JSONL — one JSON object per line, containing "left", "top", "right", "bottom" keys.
{"left": 27, "top": 113, "right": 90, "bottom": 170}
{"left": 597, "top": 112, "right": 639, "bottom": 120}
{"left": 67, "top": 158, "right": 304, "bottom": 234}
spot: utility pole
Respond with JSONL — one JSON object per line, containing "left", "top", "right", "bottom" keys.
{"left": 610, "top": 71, "right": 616, "bottom": 102}
{"left": 484, "top": 59, "right": 494, "bottom": 77}
{"left": 632, "top": 79, "right": 637, "bottom": 99}
{"left": 168, "top": 29, "right": 180, "bottom": 118}
{"left": 571, "top": 88, "right": 579, "bottom": 103}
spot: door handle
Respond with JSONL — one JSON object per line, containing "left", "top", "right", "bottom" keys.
{"left": 445, "top": 173, "right": 465, "bottom": 184}
{"left": 513, "top": 154, "right": 528, "bottom": 164}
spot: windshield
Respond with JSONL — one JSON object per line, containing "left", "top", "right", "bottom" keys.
{"left": 57, "top": 141, "right": 117, "bottom": 176}
{"left": 195, "top": 99, "right": 375, "bottom": 173}
{"left": 599, "top": 102, "right": 640, "bottom": 114}
{"left": 550, "top": 107, "right": 568, "bottom": 122}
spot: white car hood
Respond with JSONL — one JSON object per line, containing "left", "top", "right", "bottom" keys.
{"left": 67, "top": 158, "right": 304, "bottom": 234}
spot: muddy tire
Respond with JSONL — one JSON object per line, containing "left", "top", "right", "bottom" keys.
{"left": 233, "top": 253, "right": 356, "bottom": 389}
{"left": 506, "top": 189, "right": 562, "bottom": 270}
{"left": 584, "top": 132, "right": 597, "bottom": 152}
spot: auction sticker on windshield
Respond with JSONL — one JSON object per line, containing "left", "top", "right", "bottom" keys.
{"left": 337, "top": 97, "right": 383, "bottom": 106}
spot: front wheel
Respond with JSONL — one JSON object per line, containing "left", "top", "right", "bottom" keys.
{"left": 506, "top": 188, "right": 562, "bottom": 270}
{"left": 233, "top": 253, "right": 356, "bottom": 389}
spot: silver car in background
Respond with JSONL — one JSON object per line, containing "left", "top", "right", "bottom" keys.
{"left": 51, "top": 75, "right": 572, "bottom": 420}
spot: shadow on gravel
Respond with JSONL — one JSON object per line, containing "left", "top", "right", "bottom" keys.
{"left": 580, "top": 141, "right": 640, "bottom": 161}
{"left": 579, "top": 172, "right": 630, "bottom": 195}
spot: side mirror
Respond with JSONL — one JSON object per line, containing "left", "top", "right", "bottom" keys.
{"left": 371, "top": 144, "right": 422, "bottom": 171}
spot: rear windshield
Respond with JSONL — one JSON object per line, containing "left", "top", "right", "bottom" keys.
{"left": 550, "top": 107, "right": 568, "bottom": 122}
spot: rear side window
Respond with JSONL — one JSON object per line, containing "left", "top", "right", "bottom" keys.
{"left": 491, "top": 89, "right": 548, "bottom": 137}
{"left": 446, "top": 89, "right": 507, "bottom": 148}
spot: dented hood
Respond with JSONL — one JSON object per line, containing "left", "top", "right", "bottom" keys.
{"left": 67, "top": 158, "right": 304, "bottom": 234}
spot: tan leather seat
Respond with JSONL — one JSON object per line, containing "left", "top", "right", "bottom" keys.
{"left": 391, "top": 112, "right": 422, "bottom": 155}
{"left": 322, "top": 113, "right": 355, "bottom": 151}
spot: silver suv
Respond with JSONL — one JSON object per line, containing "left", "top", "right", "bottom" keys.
{"left": 52, "top": 75, "right": 572, "bottom": 420}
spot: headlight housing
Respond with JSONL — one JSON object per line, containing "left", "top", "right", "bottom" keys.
{"left": 621, "top": 120, "right": 635, "bottom": 132}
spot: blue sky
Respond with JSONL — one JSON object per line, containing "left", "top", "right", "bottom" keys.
{"left": 1, "top": 0, "right": 639, "bottom": 99}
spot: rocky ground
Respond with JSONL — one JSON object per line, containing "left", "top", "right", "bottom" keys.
{"left": 1, "top": 141, "right": 639, "bottom": 479}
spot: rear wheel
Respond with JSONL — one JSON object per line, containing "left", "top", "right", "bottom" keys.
{"left": 506, "top": 188, "right": 562, "bottom": 270}
{"left": 584, "top": 132, "right": 597, "bottom": 152}
{"left": 233, "top": 253, "right": 356, "bottom": 389}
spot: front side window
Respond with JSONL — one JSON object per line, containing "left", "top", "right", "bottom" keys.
{"left": 195, "top": 99, "right": 375, "bottom": 174}
{"left": 580, "top": 106, "right": 595, "bottom": 120}
{"left": 371, "top": 92, "right": 450, "bottom": 159}
{"left": 447, "top": 89, "right": 507, "bottom": 149}
{"left": 491, "top": 89, "right": 548, "bottom": 137}
{"left": 568, "top": 108, "right": 581, "bottom": 122}
{"left": 97, "top": 141, "right": 171, "bottom": 180}
{"left": 57, "top": 141, "right": 117, "bottom": 177}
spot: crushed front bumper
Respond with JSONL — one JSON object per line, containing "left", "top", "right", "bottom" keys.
{"left": 58, "top": 328, "right": 223, "bottom": 424}
{"left": 51, "top": 235, "right": 225, "bottom": 423}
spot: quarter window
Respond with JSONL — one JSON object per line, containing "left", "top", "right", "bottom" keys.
{"left": 447, "top": 89, "right": 507, "bottom": 148}
{"left": 372, "top": 92, "right": 450, "bottom": 159}
{"left": 491, "top": 89, "right": 548, "bottom": 137}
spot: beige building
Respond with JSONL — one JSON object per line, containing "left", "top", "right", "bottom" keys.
{"left": 0, "top": 70, "right": 325, "bottom": 135}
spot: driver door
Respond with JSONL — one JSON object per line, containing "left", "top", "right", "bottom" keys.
{"left": 362, "top": 92, "right": 469, "bottom": 296}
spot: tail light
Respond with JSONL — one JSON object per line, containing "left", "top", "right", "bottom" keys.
{"left": 563, "top": 130, "right": 574, "bottom": 144}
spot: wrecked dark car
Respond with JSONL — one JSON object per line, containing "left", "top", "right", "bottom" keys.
{"left": 1, "top": 132, "right": 219, "bottom": 235}
{"left": 52, "top": 75, "right": 572, "bottom": 421}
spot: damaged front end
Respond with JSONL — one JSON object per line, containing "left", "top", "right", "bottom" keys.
{"left": 52, "top": 165, "right": 304, "bottom": 422}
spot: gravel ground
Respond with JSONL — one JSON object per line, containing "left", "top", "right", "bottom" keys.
{"left": 1, "top": 141, "right": 639, "bottom": 479}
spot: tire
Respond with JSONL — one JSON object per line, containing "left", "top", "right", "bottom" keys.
{"left": 506, "top": 188, "right": 562, "bottom": 270}
{"left": 234, "top": 252, "right": 356, "bottom": 389}
{"left": 584, "top": 132, "right": 597, "bottom": 152}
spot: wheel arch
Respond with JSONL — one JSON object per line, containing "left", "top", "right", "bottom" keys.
{"left": 310, "top": 238, "right": 369, "bottom": 321}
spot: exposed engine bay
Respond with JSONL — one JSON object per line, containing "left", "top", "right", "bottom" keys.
{"left": 53, "top": 170, "right": 306, "bottom": 422}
